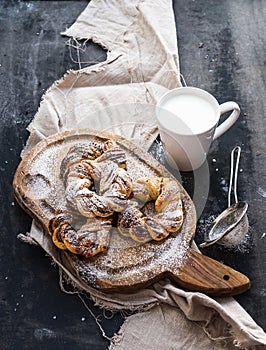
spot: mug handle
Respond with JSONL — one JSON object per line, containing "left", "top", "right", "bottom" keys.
{"left": 213, "top": 101, "right": 240, "bottom": 140}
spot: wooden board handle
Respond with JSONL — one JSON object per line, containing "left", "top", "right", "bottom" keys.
{"left": 171, "top": 248, "right": 250, "bottom": 296}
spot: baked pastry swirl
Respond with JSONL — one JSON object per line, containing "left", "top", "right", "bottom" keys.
{"left": 49, "top": 213, "right": 112, "bottom": 257}
{"left": 48, "top": 141, "right": 184, "bottom": 258}
{"left": 118, "top": 177, "right": 183, "bottom": 243}
{"left": 48, "top": 140, "right": 132, "bottom": 257}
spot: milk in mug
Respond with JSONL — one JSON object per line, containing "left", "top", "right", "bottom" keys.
{"left": 156, "top": 87, "right": 240, "bottom": 171}
{"left": 157, "top": 93, "right": 217, "bottom": 135}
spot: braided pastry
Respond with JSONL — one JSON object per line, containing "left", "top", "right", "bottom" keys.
{"left": 48, "top": 213, "right": 111, "bottom": 258}
{"left": 117, "top": 177, "right": 183, "bottom": 243}
{"left": 49, "top": 140, "right": 133, "bottom": 257}
{"left": 48, "top": 140, "right": 183, "bottom": 258}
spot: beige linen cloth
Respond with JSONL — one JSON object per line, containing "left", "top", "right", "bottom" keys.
{"left": 20, "top": 1, "right": 266, "bottom": 349}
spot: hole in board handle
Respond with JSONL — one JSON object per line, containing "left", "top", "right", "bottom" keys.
{"left": 223, "top": 275, "right": 230, "bottom": 281}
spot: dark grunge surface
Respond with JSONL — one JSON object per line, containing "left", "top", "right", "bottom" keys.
{"left": 0, "top": 1, "right": 265, "bottom": 349}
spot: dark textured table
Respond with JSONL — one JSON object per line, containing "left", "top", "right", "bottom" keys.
{"left": 0, "top": 1, "right": 265, "bottom": 349}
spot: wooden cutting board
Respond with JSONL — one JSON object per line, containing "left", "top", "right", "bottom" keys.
{"left": 13, "top": 129, "right": 250, "bottom": 296}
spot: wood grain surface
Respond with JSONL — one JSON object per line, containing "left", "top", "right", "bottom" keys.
{"left": 0, "top": 1, "right": 265, "bottom": 349}
{"left": 13, "top": 129, "right": 250, "bottom": 296}
{"left": 176, "top": 248, "right": 250, "bottom": 296}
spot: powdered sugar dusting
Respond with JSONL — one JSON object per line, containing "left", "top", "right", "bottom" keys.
{"left": 198, "top": 213, "right": 251, "bottom": 253}
{"left": 75, "top": 229, "right": 188, "bottom": 288}
{"left": 15, "top": 131, "right": 195, "bottom": 291}
{"left": 218, "top": 214, "right": 251, "bottom": 253}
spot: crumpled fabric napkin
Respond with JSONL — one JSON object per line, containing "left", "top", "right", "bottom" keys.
{"left": 20, "top": 0, "right": 266, "bottom": 349}
{"left": 23, "top": 0, "right": 180, "bottom": 156}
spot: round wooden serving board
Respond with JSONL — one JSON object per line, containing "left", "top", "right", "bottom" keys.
{"left": 13, "top": 129, "right": 250, "bottom": 296}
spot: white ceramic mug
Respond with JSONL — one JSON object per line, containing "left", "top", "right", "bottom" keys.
{"left": 156, "top": 87, "right": 240, "bottom": 171}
